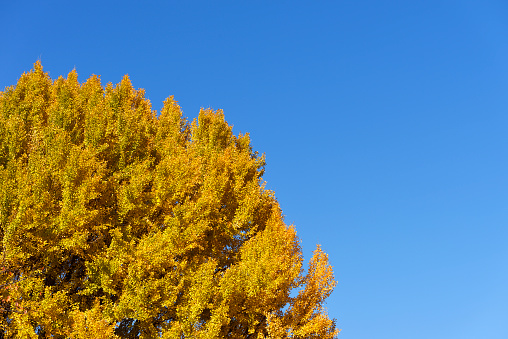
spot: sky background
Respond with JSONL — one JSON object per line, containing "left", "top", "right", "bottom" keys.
{"left": 1, "top": 1, "right": 507, "bottom": 338}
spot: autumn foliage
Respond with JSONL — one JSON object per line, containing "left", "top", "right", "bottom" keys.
{"left": 0, "top": 62, "right": 338, "bottom": 338}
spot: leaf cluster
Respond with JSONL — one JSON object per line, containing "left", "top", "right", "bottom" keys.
{"left": 0, "top": 63, "right": 338, "bottom": 338}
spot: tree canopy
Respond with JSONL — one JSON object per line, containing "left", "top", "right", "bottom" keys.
{"left": 0, "top": 62, "right": 338, "bottom": 338}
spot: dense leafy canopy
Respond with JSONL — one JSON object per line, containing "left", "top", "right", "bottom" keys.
{"left": 0, "top": 62, "right": 338, "bottom": 338}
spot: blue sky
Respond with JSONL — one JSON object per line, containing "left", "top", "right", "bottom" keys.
{"left": 1, "top": 1, "right": 508, "bottom": 338}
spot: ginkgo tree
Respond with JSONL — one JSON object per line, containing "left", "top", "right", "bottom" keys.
{"left": 0, "top": 62, "right": 338, "bottom": 338}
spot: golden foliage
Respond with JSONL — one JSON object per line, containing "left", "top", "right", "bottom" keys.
{"left": 0, "top": 62, "right": 338, "bottom": 338}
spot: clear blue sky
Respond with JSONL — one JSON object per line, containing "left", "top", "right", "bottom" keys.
{"left": 1, "top": 1, "right": 507, "bottom": 338}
